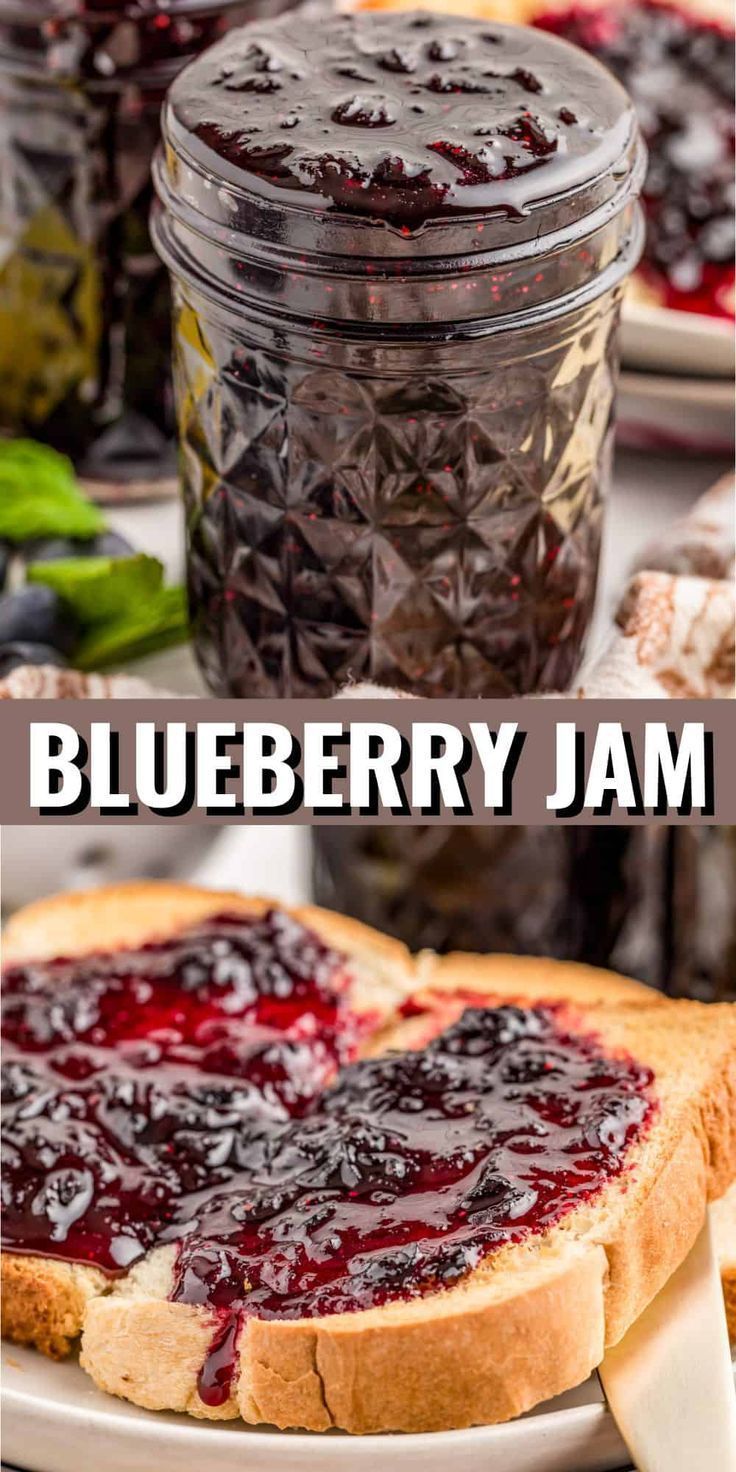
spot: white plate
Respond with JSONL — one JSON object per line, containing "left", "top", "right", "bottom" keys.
{"left": 4, "top": 1344, "right": 735, "bottom": 1472}
{"left": 617, "top": 370, "right": 735, "bottom": 454}
{"left": 1, "top": 1344, "right": 629, "bottom": 1472}
{"left": 622, "top": 299, "right": 735, "bottom": 379}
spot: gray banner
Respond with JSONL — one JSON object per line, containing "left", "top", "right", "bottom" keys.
{"left": 0, "top": 698, "right": 732, "bottom": 824}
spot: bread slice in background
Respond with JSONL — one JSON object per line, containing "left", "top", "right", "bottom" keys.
{"left": 2, "top": 884, "right": 735, "bottom": 1433}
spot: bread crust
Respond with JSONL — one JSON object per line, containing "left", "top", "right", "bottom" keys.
{"left": 3, "top": 883, "right": 736, "bottom": 1434}
{"left": 1, "top": 1254, "right": 108, "bottom": 1360}
{"left": 421, "top": 949, "right": 661, "bottom": 1004}
{"left": 1, "top": 879, "right": 414, "bottom": 983}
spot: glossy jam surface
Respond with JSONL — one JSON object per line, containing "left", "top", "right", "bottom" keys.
{"left": 161, "top": 9, "right": 639, "bottom": 698}
{"left": 173, "top": 1002, "right": 652, "bottom": 1403}
{"left": 1, "top": 912, "right": 360, "bottom": 1271}
{"left": 2, "top": 921, "right": 654, "bottom": 1409}
{"left": 172, "top": 1003, "right": 652, "bottom": 1315}
{"left": 172, "top": 9, "right": 626, "bottom": 225}
{"left": 537, "top": 1, "right": 735, "bottom": 318}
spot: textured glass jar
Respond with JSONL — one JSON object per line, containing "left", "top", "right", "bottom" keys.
{"left": 669, "top": 827, "right": 736, "bottom": 1001}
{"left": 154, "top": 8, "right": 645, "bottom": 695}
{"left": 0, "top": 0, "right": 270, "bottom": 482}
{"left": 313, "top": 825, "right": 736, "bottom": 998}
{"left": 313, "top": 826, "right": 673, "bottom": 987}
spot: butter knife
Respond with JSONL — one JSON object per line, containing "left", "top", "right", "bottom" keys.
{"left": 599, "top": 1211, "right": 736, "bottom": 1472}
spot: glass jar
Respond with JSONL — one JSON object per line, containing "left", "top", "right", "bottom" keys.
{"left": 0, "top": 0, "right": 277, "bottom": 483}
{"left": 313, "top": 825, "right": 736, "bottom": 998}
{"left": 152, "top": 7, "right": 645, "bottom": 697}
{"left": 668, "top": 827, "right": 736, "bottom": 1001}
{"left": 313, "top": 826, "right": 673, "bottom": 987}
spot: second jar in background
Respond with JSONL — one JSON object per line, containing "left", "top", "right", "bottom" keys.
{"left": 313, "top": 826, "right": 736, "bottom": 999}
{"left": 0, "top": 0, "right": 281, "bottom": 484}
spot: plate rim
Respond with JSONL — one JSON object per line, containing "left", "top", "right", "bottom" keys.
{"left": 1, "top": 1365, "right": 611, "bottom": 1459}
{"left": 624, "top": 298, "right": 735, "bottom": 340}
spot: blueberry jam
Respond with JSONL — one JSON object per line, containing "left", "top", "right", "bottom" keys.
{"left": 174, "top": 9, "right": 625, "bottom": 226}
{"left": 537, "top": 1, "right": 735, "bottom": 317}
{"left": 2, "top": 920, "right": 654, "bottom": 1412}
{"left": 156, "top": 10, "right": 643, "bottom": 698}
{"left": 171, "top": 1003, "right": 652, "bottom": 1405}
{"left": 1, "top": 912, "right": 362, "bottom": 1271}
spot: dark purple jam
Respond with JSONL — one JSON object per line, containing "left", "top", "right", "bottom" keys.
{"left": 2, "top": 917, "right": 654, "bottom": 1409}
{"left": 536, "top": 0, "right": 735, "bottom": 318}
{"left": 156, "top": 9, "right": 642, "bottom": 697}
{"left": 1, "top": 911, "right": 362, "bottom": 1272}
{"left": 174, "top": 8, "right": 623, "bottom": 226}
{"left": 172, "top": 1003, "right": 652, "bottom": 1405}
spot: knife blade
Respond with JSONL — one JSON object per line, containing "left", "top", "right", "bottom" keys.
{"left": 599, "top": 1210, "right": 736, "bottom": 1472}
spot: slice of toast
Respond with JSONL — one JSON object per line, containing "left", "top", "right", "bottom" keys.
{"left": 0, "top": 883, "right": 414, "bottom": 1360}
{"left": 2, "top": 883, "right": 735, "bottom": 1434}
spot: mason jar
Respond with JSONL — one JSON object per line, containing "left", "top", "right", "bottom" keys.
{"left": 313, "top": 825, "right": 736, "bottom": 998}
{"left": 668, "top": 827, "right": 736, "bottom": 1001}
{"left": 313, "top": 826, "right": 673, "bottom": 987}
{"left": 153, "top": 6, "right": 644, "bottom": 695}
{"left": 0, "top": 0, "right": 278, "bottom": 484}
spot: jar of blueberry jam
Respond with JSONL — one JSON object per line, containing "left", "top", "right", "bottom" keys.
{"left": 314, "top": 825, "right": 674, "bottom": 985}
{"left": 153, "top": 7, "right": 644, "bottom": 696}
{"left": 0, "top": 0, "right": 283, "bottom": 484}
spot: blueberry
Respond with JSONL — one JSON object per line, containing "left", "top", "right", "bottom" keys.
{"left": 23, "top": 530, "right": 134, "bottom": 563}
{"left": 699, "top": 215, "right": 735, "bottom": 264}
{"left": 0, "top": 642, "right": 68, "bottom": 678}
{"left": 0, "top": 586, "right": 77, "bottom": 655}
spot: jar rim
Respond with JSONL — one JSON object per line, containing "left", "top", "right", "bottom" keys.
{"left": 157, "top": 106, "right": 645, "bottom": 265}
{"left": 154, "top": 8, "right": 647, "bottom": 332}
{"left": 161, "top": 8, "right": 642, "bottom": 254}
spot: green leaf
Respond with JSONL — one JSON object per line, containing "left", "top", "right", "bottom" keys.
{"left": 0, "top": 440, "right": 106, "bottom": 541}
{"left": 27, "top": 554, "right": 164, "bottom": 625}
{"left": 74, "top": 586, "right": 190, "bottom": 670}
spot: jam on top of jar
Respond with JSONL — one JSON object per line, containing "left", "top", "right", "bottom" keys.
{"left": 2, "top": 918, "right": 654, "bottom": 1411}
{"left": 536, "top": 1, "right": 735, "bottom": 317}
{"left": 168, "top": 7, "right": 635, "bottom": 226}
{"left": 1, "top": 911, "right": 364, "bottom": 1272}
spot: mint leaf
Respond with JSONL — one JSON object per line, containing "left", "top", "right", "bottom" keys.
{"left": 74, "top": 586, "right": 189, "bottom": 670}
{"left": 27, "top": 554, "right": 164, "bottom": 625}
{"left": 0, "top": 440, "right": 106, "bottom": 541}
